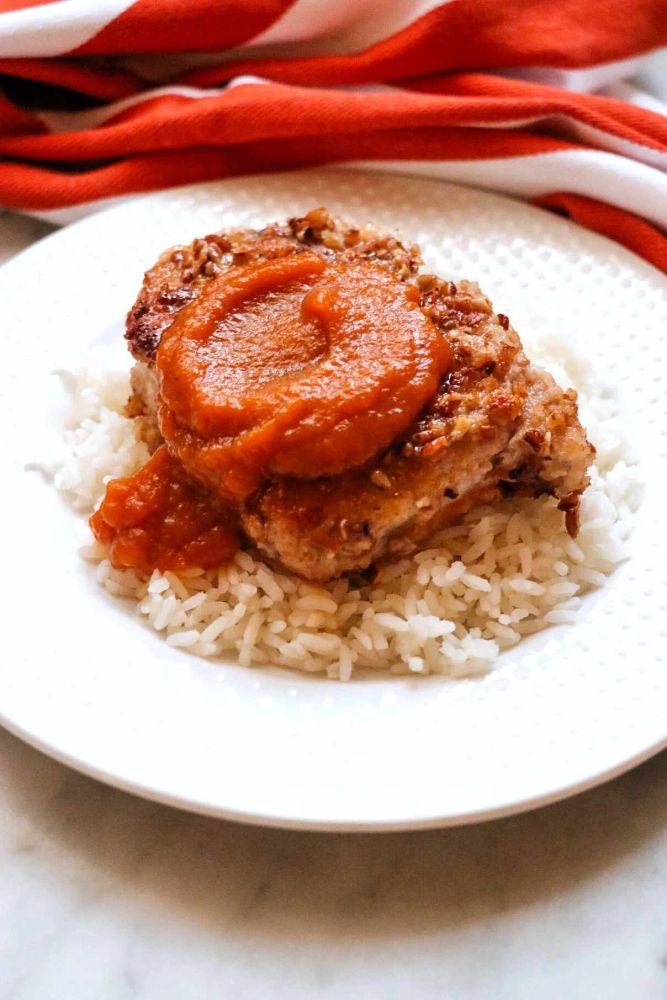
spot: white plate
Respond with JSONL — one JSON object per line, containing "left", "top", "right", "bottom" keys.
{"left": 1, "top": 169, "right": 666, "bottom": 831}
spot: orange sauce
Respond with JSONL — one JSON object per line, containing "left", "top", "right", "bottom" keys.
{"left": 157, "top": 253, "right": 452, "bottom": 500}
{"left": 90, "top": 445, "right": 239, "bottom": 573}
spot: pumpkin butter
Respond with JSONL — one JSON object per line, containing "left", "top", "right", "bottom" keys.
{"left": 90, "top": 445, "right": 238, "bottom": 574}
{"left": 157, "top": 252, "right": 452, "bottom": 499}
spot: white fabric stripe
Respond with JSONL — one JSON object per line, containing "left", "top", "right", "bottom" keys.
{"left": 633, "top": 50, "right": 667, "bottom": 102}
{"left": 110, "top": 40, "right": 667, "bottom": 89}
{"left": 382, "top": 77, "right": 667, "bottom": 169}
{"left": 554, "top": 117, "right": 667, "bottom": 171}
{"left": 37, "top": 76, "right": 398, "bottom": 136}
{"left": 603, "top": 82, "right": 667, "bottom": 117}
{"left": 226, "top": 74, "right": 272, "bottom": 89}
{"left": 0, "top": 1, "right": 443, "bottom": 70}
{"left": 32, "top": 151, "right": 667, "bottom": 231}
{"left": 33, "top": 74, "right": 666, "bottom": 178}
{"left": 344, "top": 78, "right": 667, "bottom": 172}
{"left": 459, "top": 115, "right": 667, "bottom": 171}
{"left": 37, "top": 85, "right": 232, "bottom": 134}
{"left": 348, "top": 151, "right": 667, "bottom": 229}
{"left": 36, "top": 76, "right": 270, "bottom": 133}
{"left": 111, "top": 0, "right": 454, "bottom": 80}
{"left": 248, "top": 0, "right": 451, "bottom": 52}
{"left": 0, "top": 0, "right": 135, "bottom": 58}
{"left": 501, "top": 53, "right": 661, "bottom": 94}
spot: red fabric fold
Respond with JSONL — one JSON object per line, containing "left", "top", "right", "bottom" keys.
{"left": 535, "top": 191, "right": 667, "bottom": 273}
{"left": 0, "top": 0, "right": 662, "bottom": 280}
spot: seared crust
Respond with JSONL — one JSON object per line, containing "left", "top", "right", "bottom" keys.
{"left": 125, "top": 208, "right": 420, "bottom": 366}
{"left": 124, "top": 210, "right": 595, "bottom": 581}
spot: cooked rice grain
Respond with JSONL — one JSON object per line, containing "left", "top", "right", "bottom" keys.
{"left": 44, "top": 348, "right": 641, "bottom": 679}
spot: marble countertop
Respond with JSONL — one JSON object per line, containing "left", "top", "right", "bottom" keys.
{"left": 2, "top": 212, "right": 667, "bottom": 1000}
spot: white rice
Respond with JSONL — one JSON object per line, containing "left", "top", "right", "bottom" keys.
{"left": 47, "top": 342, "right": 641, "bottom": 680}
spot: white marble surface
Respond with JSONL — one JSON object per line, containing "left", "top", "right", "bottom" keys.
{"left": 2, "top": 211, "right": 667, "bottom": 1000}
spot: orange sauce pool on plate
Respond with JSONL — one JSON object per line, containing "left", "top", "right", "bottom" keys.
{"left": 90, "top": 445, "right": 239, "bottom": 573}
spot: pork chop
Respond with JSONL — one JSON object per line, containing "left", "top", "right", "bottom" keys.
{"left": 125, "top": 209, "right": 594, "bottom": 581}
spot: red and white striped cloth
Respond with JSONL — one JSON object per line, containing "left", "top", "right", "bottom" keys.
{"left": 0, "top": 0, "right": 665, "bottom": 271}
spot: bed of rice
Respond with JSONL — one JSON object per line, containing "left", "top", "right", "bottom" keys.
{"left": 47, "top": 335, "right": 641, "bottom": 680}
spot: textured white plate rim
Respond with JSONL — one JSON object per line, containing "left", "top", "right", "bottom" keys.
{"left": 2, "top": 710, "right": 665, "bottom": 832}
{"left": 1, "top": 168, "right": 666, "bottom": 831}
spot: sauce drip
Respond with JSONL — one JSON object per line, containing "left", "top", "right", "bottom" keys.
{"left": 157, "top": 253, "right": 452, "bottom": 500}
{"left": 90, "top": 445, "right": 239, "bottom": 573}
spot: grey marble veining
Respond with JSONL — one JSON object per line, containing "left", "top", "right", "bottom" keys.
{"left": 3, "top": 728, "right": 667, "bottom": 1000}
{"left": 2, "top": 210, "right": 667, "bottom": 1000}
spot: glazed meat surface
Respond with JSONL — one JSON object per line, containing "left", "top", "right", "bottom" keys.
{"left": 125, "top": 210, "right": 594, "bottom": 581}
